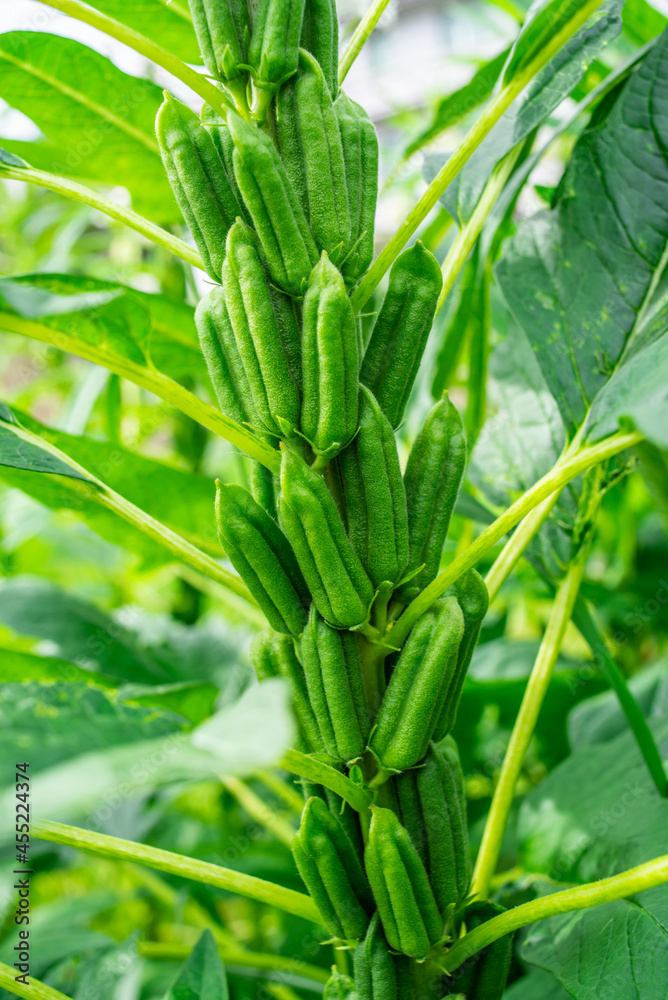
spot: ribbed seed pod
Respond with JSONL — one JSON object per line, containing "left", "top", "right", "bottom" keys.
{"left": 293, "top": 796, "right": 374, "bottom": 941}
{"left": 195, "top": 287, "right": 256, "bottom": 429}
{"left": 323, "top": 787, "right": 365, "bottom": 861}
{"left": 278, "top": 449, "right": 374, "bottom": 629}
{"left": 360, "top": 243, "right": 442, "bottom": 428}
{"left": 333, "top": 92, "right": 378, "bottom": 286}
{"left": 216, "top": 483, "right": 308, "bottom": 635}
{"left": 248, "top": 0, "right": 305, "bottom": 91}
{"left": 339, "top": 385, "right": 408, "bottom": 589}
{"left": 354, "top": 913, "right": 412, "bottom": 1000}
{"left": 188, "top": 0, "right": 250, "bottom": 83}
{"left": 434, "top": 569, "right": 489, "bottom": 741}
{"left": 227, "top": 111, "right": 318, "bottom": 296}
{"left": 301, "top": 0, "right": 339, "bottom": 96}
{"left": 200, "top": 106, "right": 253, "bottom": 227}
{"left": 301, "top": 606, "right": 369, "bottom": 763}
{"left": 301, "top": 253, "right": 358, "bottom": 460}
{"left": 397, "top": 394, "right": 466, "bottom": 602}
{"left": 369, "top": 597, "right": 464, "bottom": 773}
{"left": 277, "top": 51, "right": 350, "bottom": 263}
{"left": 250, "top": 460, "right": 278, "bottom": 520}
{"left": 364, "top": 807, "right": 443, "bottom": 959}
{"left": 156, "top": 94, "right": 241, "bottom": 281}
{"left": 250, "top": 629, "right": 322, "bottom": 751}
{"left": 450, "top": 902, "right": 514, "bottom": 1000}
{"left": 223, "top": 220, "right": 301, "bottom": 437}
{"left": 324, "top": 970, "right": 356, "bottom": 1000}
{"left": 395, "top": 740, "right": 470, "bottom": 915}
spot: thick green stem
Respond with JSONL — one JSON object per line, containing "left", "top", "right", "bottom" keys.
{"left": 0, "top": 311, "right": 280, "bottom": 472}
{"left": 485, "top": 493, "right": 560, "bottom": 602}
{"left": 471, "top": 553, "right": 587, "bottom": 898}
{"left": 33, "top": 820, "right": 320, "bottom": 923}
{"left": 2, "top": 418, "right": 261, "bottom": 612}
{"left": 350, "top": 0, "right": 605, "bottom": 311}
{"left": 280, "top": 749, "right": 372, "bottom": 812}
{"left": 0, "top": 963, "right": 70, "bottom": 1000}
{"left": 221, "top": 775, "right": 297, "bottom": 846}
{"left": 137, "top": 941, "right": 329, "bottom": 984}
{"left": 36, "top": 0, "right": 231, "bottom": 121}
{"left": 0, "top": 161, "right": 203, "bottom": 269}
{"left": 572, "top": 600, "right": 668, "bottom": 798}
{"left": 388, "top": 431, "right": 641, "bottom": 648}
{"left": 443, "top": 853, "right": 668, "bottom": 974}
{"left": 338, "top": 0, "right": 393, "bottom": 83}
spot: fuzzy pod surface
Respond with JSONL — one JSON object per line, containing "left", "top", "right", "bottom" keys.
{"left": 278, "top": 449, "right": 374, "bottom": 629}
{"left": 300, "top": 0, "right": 339, "bottom": 95}
{"left": 188, "top": 0, "right": 250, "bottom": 81}
{"left": 156, "top": 94, "right": 240, "bottom": 281}
{"left": 223, "top": 220, "right": 302, "bottom": 438}
{"left": 369, "top": 596, "right": 464, "bottom": 773}
{"left": 195, "top": 286, "right": 256, "bottom": 429}
{"left": 333, "top": 92, "right": 378, "bottom": 286}
{"left": 301, "top": 253, "right": 359, "bottom": 460}
{"left": 293, "top": 795, "right": 374, "bottom": 941}
{"left": 250, "top": 629, "right": 323, "bottom": 750}
{"left": 450, "top": 901, "right": 514, "bottom": 1000}
{"left": 216, "top": 482, "right": 308, "bottom": 635}
{"left": 248, "top": 0, "right": 305, "bottom": 90}
{"left": 364, "top": 806, "right": 443, "bottom": 959}
{"left": 301, "top": 606, "right": 369, "bottom": 763}
{"left": 339, "top": 384, "right": 408, "bottom": 589}
{"left": 360, "top": 242, "right": 442, "bottom": 429}
{"left": 227, "top": 111, "right": 318, "bottom": 296}
{"left": 277, "top": 51, "right": 350, "bottom": 263}
{"left": 354, "top": 912, "right": 412, "bottom": 1000}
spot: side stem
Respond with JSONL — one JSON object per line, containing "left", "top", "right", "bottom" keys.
{"left": 338, "top": 0, "right": 393, "bottom": 83}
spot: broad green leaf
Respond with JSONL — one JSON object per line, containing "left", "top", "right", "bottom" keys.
{"left": 0, "top": 647, "right": 114, "bottom": 686}
{"left": 120, "top": 680, "right": 219, "bottom": 726}
{"left": 496, "top": 32, "right": 668, "bottom": 434}
{"left": 568, "top": 658, "right": 668, "bottom": 749}
{"left": 431, "top": 0, "right": 622, "bottom": 223}
{"left": 85, "top": 0, "right": 202, "bottom": 64}
{"left": 168, "top": 930, "right": 229, "bottom": 1000}
{"left": 0, "top": 405, "right": 219, "bottom": 557}
{"left": 0, "top": 419, "right": 91, "bottom": 480}
{"left": 622, "top": 0, "right": 668, "bottom": 44}
{"left": 504, "top": 0, "right": 603, "bottom": 83}
{"left": 504, "top": 968, "right": 570, "bottom": 999}
{"left": 0, "top": 577, "right": 170, "bottom": 682}
{"left": 404, "top": 48, "right": 510, "bottom": 160}
{"left": 0, "top": 33, "right": 177, "bottom": 221}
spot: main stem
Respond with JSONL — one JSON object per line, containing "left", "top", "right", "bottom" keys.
{"left": 471, "top": 551, "right": 588, "bottom": 898}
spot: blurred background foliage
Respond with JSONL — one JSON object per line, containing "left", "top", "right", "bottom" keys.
{"left": 1, "top": 0, "right": 668, "bottom": 997}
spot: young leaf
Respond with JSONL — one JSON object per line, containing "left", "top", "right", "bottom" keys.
{"left": 84, "top": 0, "right": 202, "bottom": 63}
{"left": 0, "top": 32, "right": 177, "bottom": 221}
{"left": 168, "top": 930, "right": 229, "bottom": 1000}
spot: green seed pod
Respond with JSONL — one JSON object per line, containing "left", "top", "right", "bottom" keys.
{"left": 354, "top": 912, "right": 412, "bottom": 1000}
{"left": 364, "top": 807, "right": 443, "bottom": 959}
{"left": 369, "top": 597, "right": 464, "bottom": 773}
{"left": 360, "top": 242, "right": 442, "bottom": 429}
{"left": 248, "top": 0, "right": 305, "bottom": 91}
{"left": 278, "top": 449, "right": 375, "bottom": 629}
{"left": 250, "top": 460, "right": 278, "bottom": 520}
{"left": 200, "top": 106, "right": 253, "bottom": 227}
{"left": 300, "top": 0, "right": 338, "bottom": 96}
{"left": 333, "top": 93, "right": 378, "bottom": 286}
{"left": 156, "top": 93, "right": 241, "bottom": 282}
{"left": 397, "top": 393, "right": 466, "bottom": 601}
{"left": 324, "top": 787, "right": 365, "bottom": 861}
{"left": 395, "top": 740, "right": 470, "bottom": 915}
{"left": 293, "top": 796, "right": 374, "bottom": 941}
{"left": 301, "top": 606, "right": 369, "bottom": 763}
{"left": 216, "top": 482, "right": 309, "bottom": 635}
{"left": 250, "top": 629, "right": 323, "bottom": 751}
{"left": 195, "top": 286, "right": 256, "bottom": 429}
{"left": 301, "top": 253, "right": 358, "bottom": 460}
{"left": 223, "top": 220, "right": 302, "bottom": 437}
{"left": 339, "top": 385, "right": 408, "bottom": 589}
{"left": 227, "top": 111, "right": 318, "bottom": 296}
{"left": 324, "top": 969, "right": 356, "bottom": 1000}
{"left": 277, "top": 51, "right": 350, "bottom": 263}
{"left": 188, "top": 0, "right": 250, "bottom": 82}
{"left": 434, "top": 569, "right": 489, "bottom": 741}
{"left": 450, "top": 902, "right": 513, "bottom": 1000}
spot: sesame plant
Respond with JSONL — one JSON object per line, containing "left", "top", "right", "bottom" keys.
{"left": 1, "top": 0, "right": 668, "bottom": 998}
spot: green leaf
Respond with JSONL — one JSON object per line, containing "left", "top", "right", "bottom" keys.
{"left": 0, "top": 419, "right": 91, "bottom": 481}
{"left": 504, "top": 968, "right": 570, "bottom": 999}
{"left": 429, "top": 0, "right": 622, "bottom": 223}
{"left": 496, "top": 32, "right": 668, "bottom": 434}
{"left": 0, "top": 647, "right": 114, "bottom": 686}
{"left": 0, "top": 32, "right": 177, "bottom": 221}
{"left": 168, "top": 931, "right": 229, "bottom": 1000}
{"left": 504, "top": 0, "right": 603, "bottom": 83}
{"left": 622, "top": 0, "right": 667, "bottom": 45}
{"left": 84, "top": 0, "right": 202, "bottom": 64}
{"left": 568, "top": 657, "right": 668, "bottom": 749}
